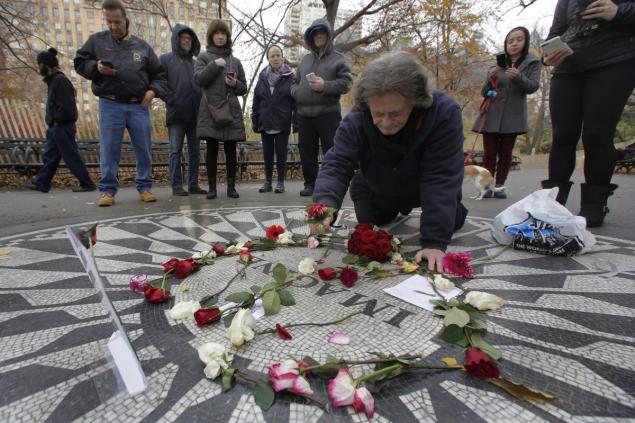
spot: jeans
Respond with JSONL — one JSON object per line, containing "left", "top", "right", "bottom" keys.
{"left": 261, "top": 132, "right": 289, "bottom": 183}
{"left": 33, "top": 123, "right": 94, "bottom": 191}
{"left": 298, "top": 111, "right": 341, "bottom": 187}
{"left": 168, "top": 123, "right": 200, "bottom": 188}
{"left": 98, "top": 98, "right": 153, "bottom": 194}
{"left": 549, "top": 59, "right": 635, "bottom": 185}
{"left": 482, "top": 133, "right": 517, "bottom": 185}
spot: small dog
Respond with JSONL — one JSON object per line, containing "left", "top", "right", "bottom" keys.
{"left": 464, "top": 165, "right": 505, "bottom": 200}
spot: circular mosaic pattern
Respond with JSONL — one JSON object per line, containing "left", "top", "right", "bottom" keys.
{"left": 1, "top": 206, "right": 634, "bottom": 423}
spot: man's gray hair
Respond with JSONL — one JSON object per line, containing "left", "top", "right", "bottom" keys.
{"left": 353, "top": 51, "right": 433, "bottom": 110}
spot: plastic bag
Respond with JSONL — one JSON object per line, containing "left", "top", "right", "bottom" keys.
{"left": 491, "top": 188, "right": 596, "bottom": 256}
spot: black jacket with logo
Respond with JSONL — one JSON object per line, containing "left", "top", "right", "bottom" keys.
{"left": 74, "top": 30, "right": 167, "bottom": 102}
{"left": 43, "top": 71, "right": 78, "bottom": 127}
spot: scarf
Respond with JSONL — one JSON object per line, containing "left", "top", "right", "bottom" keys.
{"left": 363, "top": 108, "right": 423, "bottom": 168}
{"left": 267, "top": 66, "right": 282, "bottom": 89}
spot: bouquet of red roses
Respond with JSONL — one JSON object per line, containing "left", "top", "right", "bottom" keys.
{"left": 347, "top": 224, "right": 396, "bottom": 263}
{"left": 305, "top": 202, "right": 336, "bottom": 224}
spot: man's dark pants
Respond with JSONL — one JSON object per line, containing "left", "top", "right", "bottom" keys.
{"left": 298, "top": 110, "right": 341, "bottom": 188}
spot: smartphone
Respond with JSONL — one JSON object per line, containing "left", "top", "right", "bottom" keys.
{"left": 226, "top": 72, "right": 236, "bottom": 78}
{"left": 101, "top": 60, "right": 115, "bottom": 68}
{"left": 306, "top": 72, "right": 317, "bottom": 81}
{"left": 495, "top": 53, "right": 509, "bottom": 69}
{"left": 540, "top": 36, "right": 569, "bottom": 55}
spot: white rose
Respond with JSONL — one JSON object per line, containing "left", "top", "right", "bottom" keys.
{"left": 389, "top": 252, "right": 403, "bottom": 265}
{"left": 465, "top": 291, "right": 505, "bottom": 311}
{"left": 203, "top": 361, "right": 222, "bottom": 379}
{"left": 168, "top": 300, "right": 200, "bottom": 320}
{"left": 432, "top": 274, "right": 455, "bottom": 292}
{"left": 225, "top": 245, "right": 243, "bottom": 255}
{"left": 227, "top": 308, "right": 257, "bottom": 347}
{"left": 197, "top": 342, "right": 232, "bottom": 379}
{"left": 298, "top": 257, "right": 315, "bottom": 275}
{"left": 278, "top": 231, "right": 295, "bottom": 245}
{"left": 307, "top": 236, "right": 320, "bottom": 249}
{"left": 192, "top": 250, "right": 216, "bottom": 260}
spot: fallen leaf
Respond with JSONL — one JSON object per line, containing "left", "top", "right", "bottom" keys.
{"left": 441, "top": 357, "right": 459, "bottom": 367}
{"left": 0, "top": 250, "right": 11, "bottom": 256}
{"left": 488, "top": 377, "right": 556, "bottom": 402}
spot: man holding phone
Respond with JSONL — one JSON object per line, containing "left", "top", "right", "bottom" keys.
{"left": 541, "top": 0, "right": 635, "bottom": 227}
{"left": 291, "top": 18, "right": 352, "bottom": 197}
{"left": 74, "top": 0, "right": 167, "bottom": 207}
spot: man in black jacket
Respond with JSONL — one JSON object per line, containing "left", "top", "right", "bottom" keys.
{"left": 159, "top": 24, "right": 205, "bottom": 196}
{"left": 29, "top": 48, "right": 96, "bottom": 194}
{"left": 74, "top": 0, "right": 167, "bottom": 207}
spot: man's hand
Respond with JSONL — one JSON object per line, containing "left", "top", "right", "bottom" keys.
{"left": 415, "top": 248, "right": 446, "bottom": 273}
{"left": 225, "top": 74, "right": 237, "bottom": 87}
{"left": 505, "top": 67, "right": 520, "bottom": 80}
{"left": 214, "top": 57, "right": 226, "bottom": 67}
{"left": 308, "top": 76, "right": 325, "bottom": 92}
{"left": 97, "top": 60, "right": 116, "bottom": 76}
{"left": 543, "top": 48, "right": 572, "bottom": 67}
{"left": 581, "top": 0, "right": 618, "bottom": 21}
{"left": 309, "top": 216, "right": 334, "bottom": 235}
{"left": 141, "top": 90, "right": 155, "bottom": 108}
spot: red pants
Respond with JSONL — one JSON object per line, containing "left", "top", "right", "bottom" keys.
{"left": 482, "top": 133, "right": 517, "bottom": 185}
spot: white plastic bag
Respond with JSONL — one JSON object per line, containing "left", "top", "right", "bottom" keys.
{"left": 491, "top": 188, "right": 596, "bottom": 256}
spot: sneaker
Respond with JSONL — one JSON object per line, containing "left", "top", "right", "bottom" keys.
{"left": 300, "top": 185, "right": 314, "bottom": 197}
{"left": 494, "top": 185, "right": 507, "bottom": 199}
{"left": 72, "top": 185, "right": 97, "bottom": 192}
{"left": 172, "top": 187, "right": 188, "bottom": 196}
{"left": 139, "top": 191, "right": 157, "bottom": 202}
{"left": 259, "top": 181, "right": 272, "bottom": 193}
{"left": 189, "top": 185, "right": 207, "bottom": 195}
{"left": 482, "top": 188, "right": 493, "bottom": 199}
{"left": 28, "top": 183, "right": 48, "bottom": 193}
{"left": 274, "top": 182, "right": 285, "bottom": 193}
{"left": 98, "top": 193, "right": 114, "bottom": 207}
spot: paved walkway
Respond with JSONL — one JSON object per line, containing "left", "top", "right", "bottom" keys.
{"left": 0, "top": 169, "right": 633, "bottom": 422}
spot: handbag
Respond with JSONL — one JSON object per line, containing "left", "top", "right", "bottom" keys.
{"left": 206, "top": 54, "right": 234, "bottom": 128}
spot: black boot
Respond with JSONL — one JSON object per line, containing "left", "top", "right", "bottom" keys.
{"left": 259, "top": 181, "right": 272, "bottom": 193}
{"left": 579, "top": 183, "right": 618, "bottom": 227}
{"left": 541, "top": 180, "right": 573, "bottom": 205}
{"left": 227, "top": 177, "right": 239, "bottom": 198}
{"left": 206, "top": 180, "right": 217, "bottom": 199}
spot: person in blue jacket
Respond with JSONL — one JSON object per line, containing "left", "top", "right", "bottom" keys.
{"left": 251, "top": 45, "right": 296, "bottom": 194}
{"left": 312, "top": 51, "right": 468, "bottom": 273}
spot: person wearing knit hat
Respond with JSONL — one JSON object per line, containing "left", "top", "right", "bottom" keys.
{"left": 29, "top": 48, "right": 96, "bottom": 194}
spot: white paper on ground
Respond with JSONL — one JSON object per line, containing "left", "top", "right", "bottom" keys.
{"left": 107, "top": 330, "right": 148, "bottom": 395}
{"left": 220, "top": 299, "right": 265, "bottom": 319}
{"left": 383, "top": 274, "right": 462, "bottom": 312}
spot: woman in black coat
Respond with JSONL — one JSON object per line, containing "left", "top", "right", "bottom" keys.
{"left": 251, "top": 45, "right": 295, "bottom": 193}
{"left": 542, "top": 0, "right": 635, "bottom": 226}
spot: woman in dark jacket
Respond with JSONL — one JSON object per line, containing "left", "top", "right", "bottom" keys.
{"left": 251, "top": 45, "right": 295, "bottom": 194}
{"left": 473, "top": 27, "right": 541, "bottom": 199}
{"left": 312, "top": 51, "right": 468, "bottom": 273}
{"left": 542, "top": 0, "right": 635, "bottom": 226}
{"left": 194, "top": 20, "right": 247, "bottom": 199}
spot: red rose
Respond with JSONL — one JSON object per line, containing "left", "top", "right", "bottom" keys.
{"left": 464, "top": 347, "right": 500, "bottom": 380}
{"left": 377, "top": 239, "right": 392, "bottom": 255}
{"left": 266, "top": 225, "right": 285, "bottom": 241}
{"left": 143, "top": 285, "right": 170, "bottom": 303}
{"left": 239, "top": 250, "right": 253, "bottom": 264}
{"left": 212, "top": 244, "right": 225, "bottom": 255}
{"left": 340, "top": 266, "right": 358, "bottom": 288}
{"left": 161, "top": 258, "right": 180, "bottom": 273}
{"left": 275, "top": 323, "right": 293, "bottom": 340}
{"left": 174, "top": 258, "right": 199, "bottom": 279}
{"left": 194, "top": 307, "right": 221, "bottom": 326}
{"left": 377, "top": 230, "right": 391, "bottom": 241}
{"left": 442, "top": 252, "right": 475, "bottom": 279}
{"left": 307, "top": 203, "right": 330, "bottom": 220}
{"left": 359, "top": 245, "right": 378, "bottom": 260}
{"left": 318, "top": 267, "right": 337, "bottom": 281}
{"left": 360, "top": 230, "right": 377, "bottom": 243}
{"left": 243, "top": 241, "right": 255, "bottom": 251}
{"left": 355, "top": 223, "right": 374, "bottom": 232}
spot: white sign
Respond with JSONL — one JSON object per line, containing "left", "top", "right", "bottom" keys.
{"left": 383, "top": 274, "right": 462, "bottom": 312}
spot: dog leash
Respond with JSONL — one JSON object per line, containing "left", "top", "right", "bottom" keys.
{"left": 465, "top": 76, "right": 500, "bottom": 165}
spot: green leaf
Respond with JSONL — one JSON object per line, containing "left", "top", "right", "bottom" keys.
{"left": 433, "top": 308, "right": 447, "bottom": 316}
{"left": 302, "top": 356, "right": 320, "bottom": 367}
{"left": 326, "top": 355, "right": 340, "bottom": 364}
{"left": 457, "top": 303, "right": 481, "bottom": 320}
{"left": 199, "top": 296, "right": 218, "bottom": 308}
{"left": 262, "top": 282, "right": 277, "bottom": 292}
{"left": 367, "top": 261, "right": 382, "bottom": 271}
{"left": 278, "top": 289, "right": 295, "bottom": 306}
{"left": 250, "top": 285, "right": 261, "bottom": 295}
{"left": 444, "top": 307, "right": 470, "bottom": 328}
{"left": 225, "top": 292, "right": 254, "bottom": 304}
{"left": 272, "top": 263, "right": 288, "bottom": 284}
{"left": 263, "top": 290, "right": 281, "bottom": 315}
{"left": 430, "top": 299, "right": 448, "bottom": 309}
{"left": 488, "top": 377, "right": 556, "bottom": 402}
{"left": 254, "top": 380, "right": 275, "bottom": 410}
{"left": 439, "top": 324, "right": 466, "bottom": 344}
{"left": 222, "top": 368, "right": 235, "bottom": 392}
{"left": 222, "top": 313, "right": 235, "bottom": 328}
{"left": 342, "top": 254, "right": 359, "bottom": 265}
{"left": 447, "top": 298, "right": 460, "bottom": 307}
{"left": 467, "top": 319, "right": 487, "bottom": 331}
{"left": 470, "top": 332, "right": 503, "bottom": 361}
{"left": 358, "top": 255, "right": 369, "bottom": 266}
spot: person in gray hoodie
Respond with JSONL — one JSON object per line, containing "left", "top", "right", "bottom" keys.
{"left": 291, "top": 18, "right": 352, "bottom": 197}
{"left": 160, "top": 24, "right": 205, "bottom": 197}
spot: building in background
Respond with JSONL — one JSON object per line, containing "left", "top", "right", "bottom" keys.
{"left": 283, "top": 0, "right": 362, "bottom": 63}
{"left": 0, "top": 0, "right": 226, "bottom": 139}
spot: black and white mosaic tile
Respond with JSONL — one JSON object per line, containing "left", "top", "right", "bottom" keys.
{"left": 0, "top": 206, "right": 634, "bottom": 422}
